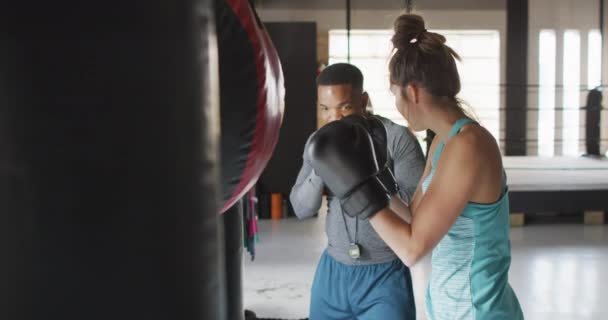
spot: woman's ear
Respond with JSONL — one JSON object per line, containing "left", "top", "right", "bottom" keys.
{"left": 405, "top": 83, "right": 419, "bottom": 104}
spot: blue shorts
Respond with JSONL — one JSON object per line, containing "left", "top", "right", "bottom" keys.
{"left": 310, "top": 251, "right": 416, "bottom": 319}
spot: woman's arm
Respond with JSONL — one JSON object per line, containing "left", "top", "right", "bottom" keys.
{"left": 370, "top": 135, "right": 481, "bottom": 267}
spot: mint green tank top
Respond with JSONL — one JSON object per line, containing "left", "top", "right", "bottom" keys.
{"left": 422, "top": 118, "right": 523, "bottom": 320}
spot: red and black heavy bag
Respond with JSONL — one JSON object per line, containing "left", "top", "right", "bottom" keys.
{"left": 215, "top": 0, "right": 285, "bottom": 214}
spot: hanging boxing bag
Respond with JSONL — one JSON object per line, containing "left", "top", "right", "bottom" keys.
{"left": 216, "top": 0, "right": 285, "bottom": 214}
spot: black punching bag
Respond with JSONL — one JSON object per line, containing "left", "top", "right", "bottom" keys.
{"left": 585, "top": 89, "right": 603, "bottom": 156}
{"left": 215, "top": 0, "right": 285, "bottom": 318}
{"left": 222, "top": 200, "right": 245, "bottom": 320}
{"left": 1, "top": 1, "right": 224, "bottom": 319}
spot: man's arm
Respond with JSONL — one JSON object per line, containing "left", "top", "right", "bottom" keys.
{"left": 410, "top": 138, "right": 437, "bottom": 214}
{"left": 388, "top": 121, "right": 425, "bottom": 204}
{"left": 389, "top": 195, "right": 412, "bottom": 223}
{"left": 289, "top": 136, "right": 324, "bottom": 219}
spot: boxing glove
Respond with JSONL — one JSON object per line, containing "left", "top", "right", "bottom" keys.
{"left": 341, "top": 114, "right": 399, "bottom": 195}
{"left": 307, "top": 119, "right": 394, "bottom": 219}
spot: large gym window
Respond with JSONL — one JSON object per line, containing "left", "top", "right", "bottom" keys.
{"left": 328, "top": 29, "right": 501, "bottom": 151}
{"left": 562, "top": 30, "right": 581, "bottom": 156}
{"left": 538, "top": 29, "right": 557, "bottom": 157}
{"left": 588, "top": 30, "right": 602, "bottom": 89}
{"left": 537, "top": 29, "right": 601, "bottom": 156}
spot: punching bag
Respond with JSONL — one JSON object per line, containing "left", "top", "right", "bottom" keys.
{"left": 222, "top": 200, "right": 245, "bottom": 320}
{"left": 216, "top": 0, "right": 285, "bottom": 214}
{"left": 215, "top": 0, "right": 285, "bottom": 318}
{"left": 585, "top": 89, "right": 603, "bottom": 156}
{"left": 1, "top": 1, "right": 224, "bottom": 319}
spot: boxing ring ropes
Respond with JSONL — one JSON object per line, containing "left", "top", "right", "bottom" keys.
{"left": 465, "top": 86, "right": 608, "bottom": 226}
{"left": 405, "top": 83, "right": 608, "bottom": 226}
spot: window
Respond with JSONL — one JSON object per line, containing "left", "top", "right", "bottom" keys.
{"left": 538, "top": 30, "right": 557, "bottom": 156}
{"left": 588, "top": 30, "right": 602, "bottom": 89}
{"left": 562, "top": 30, "right": 581, "bottom": 156}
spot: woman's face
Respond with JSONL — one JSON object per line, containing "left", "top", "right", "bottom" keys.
{"left": 391, "top": 84, "right": 423, "bottom": 132}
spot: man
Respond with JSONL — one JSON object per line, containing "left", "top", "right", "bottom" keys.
{"left": 289, "top": 63, "right": 425, "bottom": 319}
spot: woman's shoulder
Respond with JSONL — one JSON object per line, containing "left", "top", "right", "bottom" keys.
{"left": 453, "top": 122, "right": 495, "bottom": 147}
{"left": 446, "top": 123, "right": 500, "bottom": 165}
{"left": 445, "top": 122, "right": 504, "bottom": 202}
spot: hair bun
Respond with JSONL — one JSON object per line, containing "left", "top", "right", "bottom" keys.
{"left": 391, "top": 14, "right": 426, "bottom": 50}
{"left": 425, "top": 31, "right": 447, "bottom": 45}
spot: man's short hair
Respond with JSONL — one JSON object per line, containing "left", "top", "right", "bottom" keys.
{"left": 316, "top": 63, "right": 364, "bottom": 92}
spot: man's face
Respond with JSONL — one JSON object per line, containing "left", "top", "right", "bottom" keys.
{"left": 317, "top": 84, "right": 366, "bottom": 123}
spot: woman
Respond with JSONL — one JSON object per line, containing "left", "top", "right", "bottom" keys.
{"left": 368, "top": 14, "right": 524, "bottom": 319}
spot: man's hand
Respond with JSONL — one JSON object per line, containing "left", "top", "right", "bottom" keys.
{"left": 307, "top": 118, "right": 396, "bottom": 219}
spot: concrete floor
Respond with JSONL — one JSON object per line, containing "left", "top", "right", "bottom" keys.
{"left": 243, "top": 211, "right": 608, "bottom": 319}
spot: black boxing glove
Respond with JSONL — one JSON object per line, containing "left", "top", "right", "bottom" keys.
{"left": 307, "top": 119, "right": 395, "bottom": 219}
{"left": 341, "top": 114, "right": 399, "bottom": 195}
